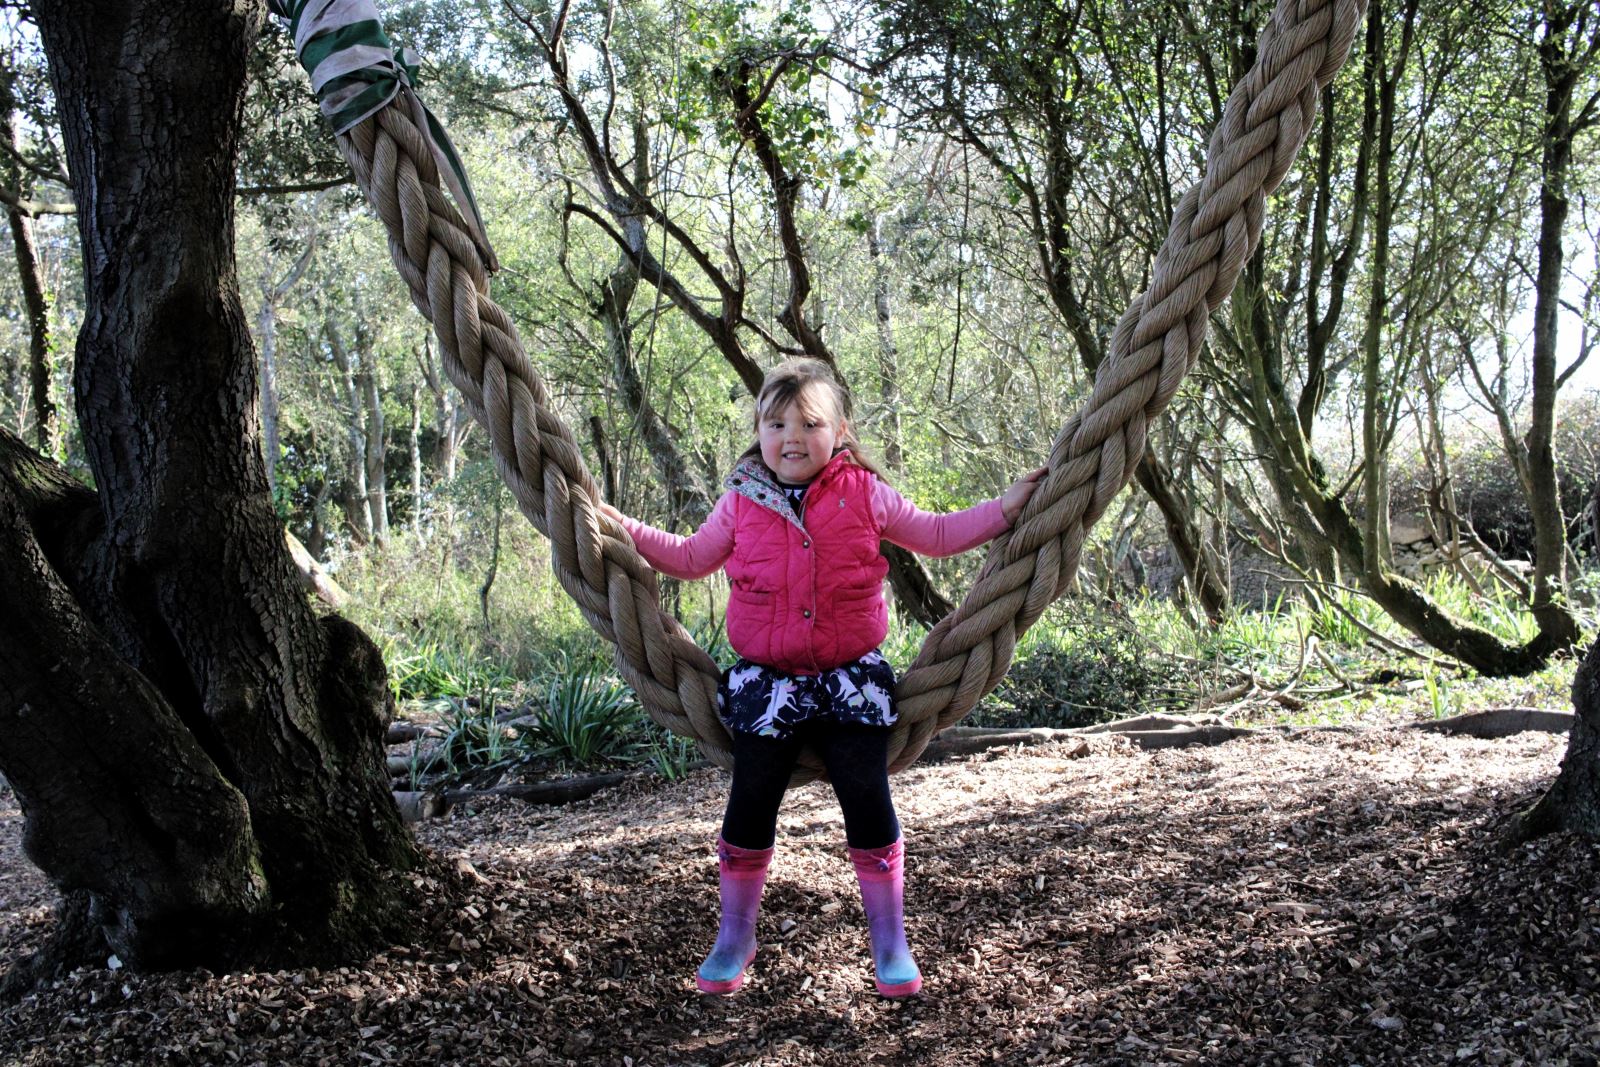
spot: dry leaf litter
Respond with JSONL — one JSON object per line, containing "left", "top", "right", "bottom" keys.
{"left": 1, "top": 729, "right": 1596, "bottom": 1065}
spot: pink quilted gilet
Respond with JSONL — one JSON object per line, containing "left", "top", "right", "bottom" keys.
{"left": 724, "top": 452, "right": 888, "bottom": 674}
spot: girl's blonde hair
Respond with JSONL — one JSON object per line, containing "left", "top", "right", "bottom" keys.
{"left": 739, "top": 358, "right": 885, "bottom": 478}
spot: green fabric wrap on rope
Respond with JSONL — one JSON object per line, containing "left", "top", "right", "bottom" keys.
{"left": 268, "top": 0, "right": 497, "bottom": 271}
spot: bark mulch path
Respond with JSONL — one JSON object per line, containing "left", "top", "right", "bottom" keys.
{"left": 1, "top": 728, "right": 1596, "bottom": 1065}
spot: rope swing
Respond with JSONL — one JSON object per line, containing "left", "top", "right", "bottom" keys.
{"left": 269, "top": 0, "right": 1369, "bottom": 781}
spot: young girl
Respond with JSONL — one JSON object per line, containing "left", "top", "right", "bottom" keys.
{"left": 602, "top": 358, "right": 1043, "bottom": 998}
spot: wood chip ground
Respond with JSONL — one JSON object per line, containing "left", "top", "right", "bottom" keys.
{"left": 2, "top": 730, "right": 1596, "bottom": 1065}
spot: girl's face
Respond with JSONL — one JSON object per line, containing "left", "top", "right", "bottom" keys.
{"left": 757, "top": 392, "right": 842, "bottom": 483}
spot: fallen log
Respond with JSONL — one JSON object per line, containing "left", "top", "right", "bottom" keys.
{"left": 921, "top": 728, "right": 1088, "bottom": 762}
{"left": 1111, "top": 725, "right": 1260, "bottom": 750}
{"left": 1413, "top": 707, "right": 1573, "bottom": 739}
{"left": 442, "top": 772, "right": 631, "bottom": 808}
{"left": 926, "top": 722, "right": 1258, "bottom": 757}
{"left": 386, "top": 722, "right": 433, "bottom": 744}
{"left": 923, "top": 706, "right": 1572, "bottom": 762}
{"left": 387, "top": 747, "right": 443, "bottom": 778}
{"left": 1080, "top": 713, "right": 1231, "bottom": 733}
{"left": 392, "top": 790, "right": 448, "bottom": 824}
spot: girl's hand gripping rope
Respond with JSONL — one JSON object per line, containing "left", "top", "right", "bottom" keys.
{"left": 1000, "top": 467, "right": 1048, "bottom": 525}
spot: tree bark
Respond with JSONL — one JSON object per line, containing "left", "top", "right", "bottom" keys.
{"left": 2, "top": 0, "right": 419, "bottom": 979}
{"left": 1508, "top": 632, "right": 1600, "bottom": 841}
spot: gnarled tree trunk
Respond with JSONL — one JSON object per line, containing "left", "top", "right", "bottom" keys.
{"left": 0, "top": 0, "right": 417, "bottom": 984}
{"left": 1509, "top": 633, "right": 1600, "bottom": 841}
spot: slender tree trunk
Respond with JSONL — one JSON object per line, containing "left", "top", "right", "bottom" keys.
{"left": 326, "top": 320, "right": 371, "bottom": 542}
{"left": 257, "top": 287, "right": 282, "bottom": 489}
{"left": 416, "top": 335, "right": 462, "bottom": 485}
{"left": 359, "top": 343, "right": 388, "bottom": 545}
{"left": 8, "top": 210, "right": 55, "bottom": 459}
{"left": 255, "top": 235, "right": 315, "bottom": 492}
{"left": 1035, "top": 146, "right": 1229, "bottom": 620}
{"left": 480, "top": 491, "right": 502, "bottom": 625}
{"left": 0, "top": 89, "right": 57, "bottom": 458}
{"left": 3, "top": 0, "right": 417, "bottom": 982}
{"left": 588, "top": 415, "right": 618, "bottom": 503}
{"left": 1135, "top": 454, "right": 1228, "bottom": 623}
{"left": 1591, "top": 477, "right": 1600, "bottom": 559}
{"left": 416, "top": 335, "right": 464, "bottom": 560}
{"left": 409, "top": 381, "right": 423, "bottom": 533}
{"left": 1360, "top": 0, "right": 1404, "bottom": 582}
{"left": 599, "top": 258, "right": 712, "bottom": 527}
{"left": 306, "top": 470, "right": 331, "bottom": 560}
{"left": 867, "top": 215, "right": 905, "bottom": 473}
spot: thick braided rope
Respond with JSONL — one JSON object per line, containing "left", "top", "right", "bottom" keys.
{"left": 320, "top": 0, "right": 1365, "bottom": 780}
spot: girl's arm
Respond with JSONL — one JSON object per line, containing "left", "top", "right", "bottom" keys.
{"left": 604, "top": 493, "right": 737, "bottom": 580}
{"left": 873, "top": 469, "right": 1046, "bottom": 558}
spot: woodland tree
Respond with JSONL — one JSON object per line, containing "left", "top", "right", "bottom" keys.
{"left": 0, "top": 0, "right": 417, "bottom": 982}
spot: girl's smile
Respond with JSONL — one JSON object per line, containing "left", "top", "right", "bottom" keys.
{"left": 757, "top": 397, "right": 842, "bottom": 483}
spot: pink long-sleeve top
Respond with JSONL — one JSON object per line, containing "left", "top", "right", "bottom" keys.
{"left": 617, "top": 481, "right": 1008, "bottom": 581}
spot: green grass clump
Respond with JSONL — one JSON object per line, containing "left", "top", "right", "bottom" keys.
{"left": 514, "top": 657, "right": 646, "bottom": 769}
{"left": 383, "top": 639, "right": 517, "bottom": 702}
{"left": 1422, "top": 570, "right": 1540, "bottom": 644}
{"left": 1306, "top": 586, "right": 1390, "bottom": 648}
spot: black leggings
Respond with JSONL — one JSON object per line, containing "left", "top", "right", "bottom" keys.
{"left": 719, "top": 723, "right": 901, "bottom": 851}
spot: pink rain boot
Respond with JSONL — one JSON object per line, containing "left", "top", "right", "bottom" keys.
{"left": 849, "top": 837, "right": 922, "bottom": 997}
{"left": 696, "top": 837, "right": 774, "bottom": 994}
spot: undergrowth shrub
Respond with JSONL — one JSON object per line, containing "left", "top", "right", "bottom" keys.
{"left": 978, "top": 602, "right": 1194, "bottom": 728}
{"left": 1389, "top": 394, "right": 1600, "bottom": 561}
